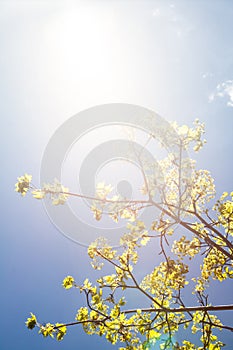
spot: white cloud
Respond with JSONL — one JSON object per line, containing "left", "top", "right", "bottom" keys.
{"left": 202, "top": 72, "right": 213, "bottom": 79}
{"left": 209, "top": 80, "right": 233, "bottom": 107}
{"left": 152, "top": 8, "right": 161, "bottom": 17}
{"left": 208, "top": 93, "right": 214, "bottom": 103}
{"left": 151, "top": 4, "right": 194, "bottom": 39}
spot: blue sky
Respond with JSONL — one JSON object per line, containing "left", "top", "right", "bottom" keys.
{"left": 1, "top": 1, "right": 233, "bottom": 349}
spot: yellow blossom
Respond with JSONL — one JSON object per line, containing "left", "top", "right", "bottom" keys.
{"left": 31, "top": 189, "right": 45, "bottom": 199}
{"left": 15, "top": 173, "right": 32, "bottom": 196}
{"left": 43, "top": 179, "right": 69, "bottom": 205}
{"left": 25, "top": 312, "right": 37, "bottom": 329}
{"left": 62, "top": 276, "right": 75, "bottom": 289}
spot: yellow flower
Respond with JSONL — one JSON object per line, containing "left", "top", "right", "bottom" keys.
{"left": 220, "top": 191, "right": 228, "bottom": 200}
{"left": 91, "top": 205, "right": 102, "bottom": 221}
{"left": 15, "top": 173, "right": 32, "bottom": 196}
{"left": 43, "top": 179, "right": 69, "bottom": 205}
{"left": 31, "top": 189, "right": 45, "bottom": 199}
{"left": 26, "top": 313, "right": 37, "bottom": 329}
{"left": 55, "top": 324, "right": 67, "bottom": 341}
{"left": 62, "top": 276, "right": 75, "bottom": 289}
{"left": 39, "top": 323, "right": 55, "bottom": 338}
{"left": 96, "top": 182, "right": 113, "bottom": 199}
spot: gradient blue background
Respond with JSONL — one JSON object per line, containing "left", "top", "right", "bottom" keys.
{"left": 1, "top": 1, "right": 233, "bottom": 349}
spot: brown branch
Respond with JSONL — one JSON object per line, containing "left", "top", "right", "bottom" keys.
{"left": 52, "top": 304, "right": 233, "bottom": 331}
{"left": 53, "top": 318, "right": 108, "bottom": 329}
{"left": 150, "top": 198, "right": 233, "bottom": 261}
{"left": 202, "top": 320, "right": 233, "bottom": 332}
{"left": 127, "top": 263, "right": 166, "bottom": 310}
{"left": 194, "top": 211, "right": 233, "bottom": 252}
{"left": 62, "top": 191, "right": 149, "bottom": 205}
{"left": 123, "top": 304, "right": 233, "bottom": 314}
{"left": 47, "top": 188, "right": 233, "bottom": 260}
